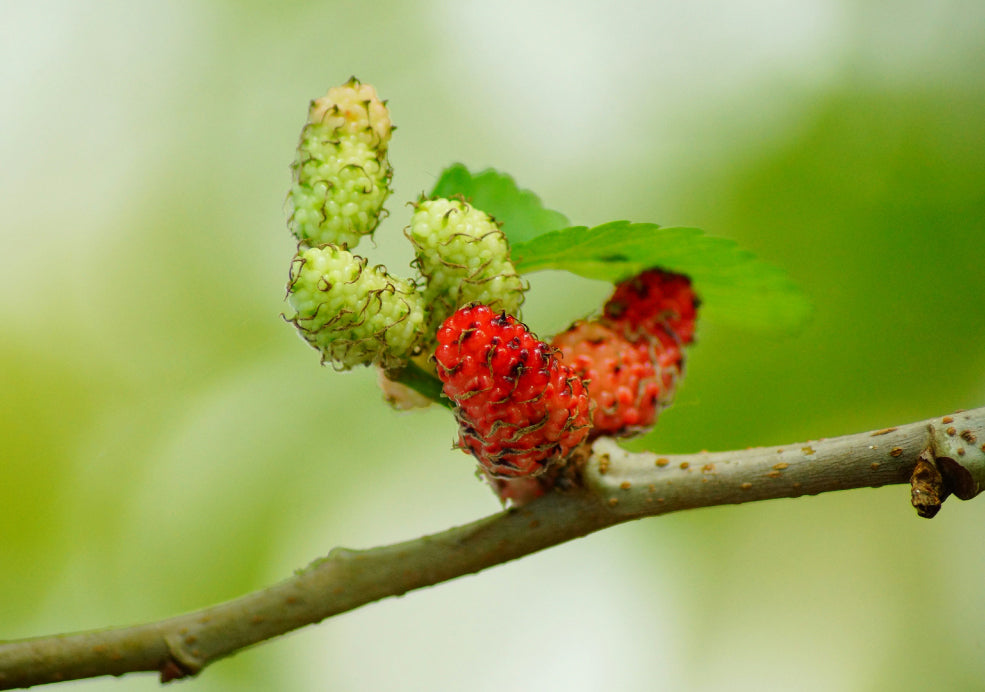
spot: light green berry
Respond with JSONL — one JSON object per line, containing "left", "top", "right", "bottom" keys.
{"left": 408, "top": 197, "right": 526, "bottom": 330}
{"left": 289, "top": 79, "right": 393, "bottom": 249}
{"left": 287, "top": 245, "right": 425, "bottom": 370}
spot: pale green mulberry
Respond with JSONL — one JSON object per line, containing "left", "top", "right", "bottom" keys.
{"left": 289, "top": 78, "right": 393, "bottom": 249}
{"left": 287, "top": 245, "right": 425, "bottom": 370}
{"left": 408, "top": 197, "right": 526, "bottom": 331}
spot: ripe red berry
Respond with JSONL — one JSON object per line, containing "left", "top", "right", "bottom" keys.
{"left": 603, "top": 269, "right": 698, "bottom": 345}
{"left": 434, "top": 305, "right": 591, "bottom": 478}
{"left": 552, "top": 320, "right": 682, "bottom": 438}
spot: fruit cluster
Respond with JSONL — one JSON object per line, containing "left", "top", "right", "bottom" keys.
{"left": 284, "top": 79, "right": 525, "bottom": 372}
{"left": 434, "top": 270, "right": 697, "bottom": 503}
{"left": 282, "top": 79, "right": 698, "bottom": 505}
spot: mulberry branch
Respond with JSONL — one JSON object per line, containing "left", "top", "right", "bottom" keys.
{"left": 1, "top": 406, "right": 983, "bottom": 689}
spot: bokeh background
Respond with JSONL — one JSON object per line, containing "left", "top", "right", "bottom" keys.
{"left": 3, "top": 1, "right": 985, "bottom": 690}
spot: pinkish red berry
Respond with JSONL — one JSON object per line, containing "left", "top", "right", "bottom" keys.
{"left": 552, "top": 320, "right": 682, "bottom": 438}
{"left": 603, "top": 269, "right": 698, "bottom": 345}
{"left": 434, "top": 305, "right": 591, "bottom": 478}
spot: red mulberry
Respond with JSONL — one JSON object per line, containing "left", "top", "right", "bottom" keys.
{"left": 552, "top": 320, "right": 681, "bottom": 438}
{"left": 604, "top": 269, "right": 698, "bottom": 345}
{"left": 434, "top": 305, "right": 591, "bottom": 478}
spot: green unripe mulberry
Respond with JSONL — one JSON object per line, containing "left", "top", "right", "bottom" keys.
{"left": 289, "top": 78, "right": 393, "bottom": 249}
{"left": 408, "top": 197, "right": 526, "bottom": 331}
{"left": 287, "top": 245, "right": 425, "bottom": 370}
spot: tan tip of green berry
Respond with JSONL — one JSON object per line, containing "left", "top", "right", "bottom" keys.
{"left": 287, "top": 245, "right": 425, "bottom": 370}
{"left": 307, "top": 77, "right": 392, "bottom": 150}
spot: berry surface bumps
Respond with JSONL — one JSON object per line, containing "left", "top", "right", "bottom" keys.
{"left": 408, "top": 198, "right": 526, "bottom": 333}
{"left": 604, "top": 269, "right": 698, "bottom": 345}
{"left": 289, "top": 78, "right": 393, "bottom": 249}
{"left": 552, "top": 268, "right": 697, "bottom": 439}
{"left": 434, "top": 305, "right": 590, "bottom": 478}
{"left": 287, "top": 245, "right": 425, "bottom": 370}
{"left": 552, "top": 320, "right": 679, "bottom": 438}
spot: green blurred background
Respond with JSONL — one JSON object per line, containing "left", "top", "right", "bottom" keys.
{"left": 3, "top": 1, "right": 985, "bottom": 689}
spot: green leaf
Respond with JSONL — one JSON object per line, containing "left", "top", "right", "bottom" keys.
{"left": 511, "top": 222, "right": 812, "bottom": 330}
{"left": 429, "top": 164, "right": 569, "bottom": 245}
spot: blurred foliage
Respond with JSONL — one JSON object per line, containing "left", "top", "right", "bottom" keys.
{"left": 642, "top": 83, "right": 985, "bottom": 453}
{"left": 2, "top": 1, "right": 985, "bottom": 691}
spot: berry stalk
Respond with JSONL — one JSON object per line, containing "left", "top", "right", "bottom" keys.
{"left": 384, "top": 360, "right": 453, "bottom": 410}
